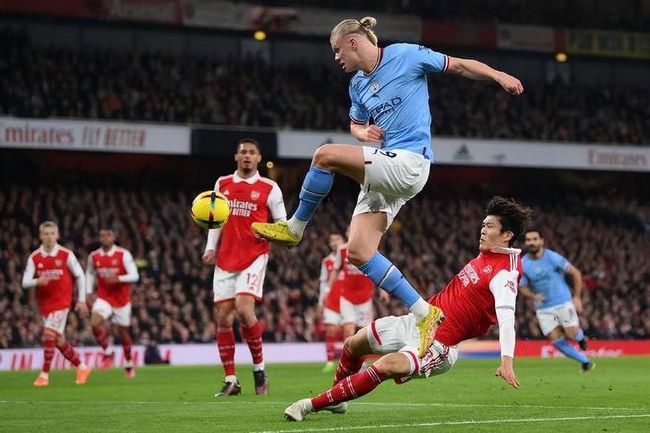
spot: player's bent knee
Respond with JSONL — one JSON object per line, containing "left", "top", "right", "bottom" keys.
{"left": 374, "top": 353, "right": 409, "bottom": 378}
{"left": 346, "top": 245, "right": 371, "bottom": 267}
{"left": 312, "top": 144, "right": 339, "bottom": 170}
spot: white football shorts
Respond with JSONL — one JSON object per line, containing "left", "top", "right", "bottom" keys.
{"left": 366, "top": 313, "right": 459, "bottom": 383}
{"left": 354, "top": 146, "right": 430, "bottom": 229}
{"left": 536, "top": 300, "right": 580, "bottom": 336}
{"left": 322, "top": 307, "right": 342, "bottom": 326}
{"left": 213, "top": 253, "right": 269, "bottom": 303}
{"left": 42, "top": 308, "right": 70, "bottom": 334}
{"left": 340, "top": 297, "right": 373, "bottom": 328}
{"left": 92, "top": 298, "right": 132, "bottom": 327}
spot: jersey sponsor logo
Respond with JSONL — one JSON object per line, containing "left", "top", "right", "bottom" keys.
{"left": 370, "top": 81, "right": 379, "bottom": 93}
{"left": 229, "top": 199, "right": 258, "bottom": 217}
{"left": 482, "top": 265, "right": 492, "bottom": 274}
{"left": 458, "top": 263, "right": 479, "bottom": 287}
{"left": 368, "top": 97, "right": 402, "bottom": 120}
{"left": 250, "top": 191, "right": 260, "bottom": 201}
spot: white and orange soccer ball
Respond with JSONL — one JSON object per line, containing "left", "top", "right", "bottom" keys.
{"left": 190, "top": 190, "right": 230, "bottom": 229}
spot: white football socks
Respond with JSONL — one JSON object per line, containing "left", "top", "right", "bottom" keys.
{"left": 287, "top": 217, "right": 307, "bottom": 238}
{"left": 410, "top": 298, "right": 431, "bottom": 321}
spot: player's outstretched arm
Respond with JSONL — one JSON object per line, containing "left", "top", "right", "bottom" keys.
{"left": 446, "top": 57, "right": 524, "bottom": 95}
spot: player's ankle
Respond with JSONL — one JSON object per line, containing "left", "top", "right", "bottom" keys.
{"left": 410, "top": 298, "right": 430, "bottom": 320}
{"left": 287, "top": 217, "right": 306, "bottom": 237}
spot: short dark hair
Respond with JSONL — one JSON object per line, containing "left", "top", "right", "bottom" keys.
{"left": 485, "top": 196, "right": 533, "bottom": 247}
{"left": 237, "top": 138, "right": 261, "bottom": 153}
{"left": 525, "top": 227, "right": 543, "bottom": 239}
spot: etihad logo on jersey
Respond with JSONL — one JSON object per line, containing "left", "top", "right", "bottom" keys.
{"left": 458, "top": 263, "right": 479, "bottom": 287}
{"left": 369, "top": 97, "right": 402, "bottom": 120}
{"left": 229, "top": 199, "right": 258, "bottom": 217}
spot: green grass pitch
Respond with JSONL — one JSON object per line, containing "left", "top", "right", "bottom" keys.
{"left": 1, "top": 357, "right": 649, "bottom": 433}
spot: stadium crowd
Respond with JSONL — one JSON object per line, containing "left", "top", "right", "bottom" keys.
{"left": 1, "top": 29, "right": 649, "bottom": 145}
{"left": 0, "top": 178, "right": 648, "bottom": 349}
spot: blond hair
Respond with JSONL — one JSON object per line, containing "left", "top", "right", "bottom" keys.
{"left": 331, "top": 16, "right": 378, "bottom": 46}
{"left": 39, "top": 221, "right": 58, "bottom": 231}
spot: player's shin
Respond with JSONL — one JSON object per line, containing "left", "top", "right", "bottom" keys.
{"left": 288, "top": 166, "right": 334, "bottom": 236}
{"left": 311, "top": 365, "right": 385, "bottom": 411}
{"left": 334, "top": 345, "right": 364, "bottom": 385}
{"left": 357, "top": 252, "right": 427, "bottom": 317}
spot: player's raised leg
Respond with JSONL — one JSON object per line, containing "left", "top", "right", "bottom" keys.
{"left": 252, "top": 144, "right": 364, "bottom": 248}
{"left": 549, "top": 326, "right": 593, "bottom": 372}
{"left": 347, "top": 212, "right": 444, "bottom": 357}
{"left": 53, "top": 331, "right": 91, "bottom": 385}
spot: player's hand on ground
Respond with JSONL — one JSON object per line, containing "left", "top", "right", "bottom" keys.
{"left": 202, "top": 250, "right": 215, "bottom": 264}
{"left": 495, "top": 357, "right": 520, "bottom": 389}
{"left": 362, "top": 125, "right": 384, "bottom": 143}
{"left": 573, "top": 296, "right": 583, "bottom": 314}
{"left": 496, "top": 72, "right": 524, "bottom": 95}
{"left": 75, "top": 301, "right": 89, "bottom": 318}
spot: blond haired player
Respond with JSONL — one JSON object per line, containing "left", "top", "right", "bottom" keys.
{"left": 22, "top": 221, "right": 91, "bottom": 386}
{"left": 253, "top": 16, "right": 524, "bottom": 358}
{"left": 86, "top": 227, "right": 140, "bottom": 377}
{"left": 202, "top": 138, "right": 287, "bottom": 396}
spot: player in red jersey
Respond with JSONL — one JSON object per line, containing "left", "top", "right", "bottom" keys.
{"left": 202, "top": 138, "right": 287, "bottom": 397}
{"left": 319, "top": 233, "right": 345, "bottom": 373}
{"left": 335, "top": 241, "right": 388, "bottom": 339}
{"left": 86, "top": 228, "right": 140, "bottom": 377}
{"left": 284, "top": 197, "right": 532, "bottom": 421}
{"left": 22, "top": 221, "right": 92, "bottom": 387}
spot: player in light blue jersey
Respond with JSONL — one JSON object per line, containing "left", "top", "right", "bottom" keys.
{"left": 253, "top": 16, "right": 524, "bottom": 357}
{"left": 521, "top": 228, "right": 594, "bottom": 372}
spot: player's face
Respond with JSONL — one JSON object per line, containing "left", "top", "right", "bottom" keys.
{"left": 479, "top": 216, "right": 512, "bottom": 251}
{"left": 331, "top": 35, "right": 360, "bottom": 73}
{"left": 39, "top": 227, "right": 59, "bottom": 249}
{"left": 99, "top": 229, "right": 115, "bottom": 249}
{"left": 328, "top": 234, "right": 343, "bottom": 251}
{"left": 524, "top": 232, "right": 543, "bottom": 254}
{"left": 235, "top": 142, "right": 262, "bottom": 173}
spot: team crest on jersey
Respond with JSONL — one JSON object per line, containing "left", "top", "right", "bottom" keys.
{"left": 222, "top": 189, "right": 230, "bottom": 196}
{"left": 55, "top": 259, "right": 63, "bottom": 267}
{"left": 250, "top": 191, "right": 260, "bottom": 201}
{"left": 482, "top": 265, "right": 492, "bottom": 274}
{"left": 37, "top": 263, "right": 44, "bottom": 269}
{"left": 112, "top": 259, "right": 118, "bottom": 266}
{"left": 370, "top": 81, "right": 379, "bottom": 93}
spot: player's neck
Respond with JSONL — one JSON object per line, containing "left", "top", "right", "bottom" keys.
{"left": 236, "top": 169, "right": 257, "bottom": 179}
{"left": 530, "top": 248, "right": 544, "bottom": 259}
{"left": 42, "top": 244, "right": 56, "bottom": 253}
{"left": 360, "top": 46, "right": 381, "bottom": 74}
{"left": 101, "top": 245, "right": 114, "bottom": 253}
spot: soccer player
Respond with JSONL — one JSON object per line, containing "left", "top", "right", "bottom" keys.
{"left": 202, "top": 138, "right": 287, "bottom": 396}
{"left": 22, "top": 221, "right": 92, "bottom": 387}
{"left": 520, "top": 229, "right": 594, "bottom": 371}
{"left": 252, "top": 17, "right": 524, "bottom": 357}
{"left": 335, "top": 240, "right": 387, "bottom": 339}
{"left": 319, "top": 233, "right": 345, "bottom": 373}
{"left": 284, "top": 197, "right": 531, "bottom": 421}
{"left": 86, "top": 227, "right": 140, "bottom": 377}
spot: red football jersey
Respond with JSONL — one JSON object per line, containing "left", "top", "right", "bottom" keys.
{"left": 88, "top": 246, "right": 136, "bottom": 308}
{"left": 336, "top": 244, "right": 375, "bottom": 305}
{"left": 214, "top": 172, "right": 286, "bottom": 272}
{"left": 429, "top": 248, "right": 522, "bottom": 347}
{"left": 24, "top": 245, "right": 83, "bottom": 316}
{"left": 320, "top": 254, "right": 342, "bottom": 313}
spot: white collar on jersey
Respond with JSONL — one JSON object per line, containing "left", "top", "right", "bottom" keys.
{"left": 39, "top": 244, "right": 60, "bottom": 257}
{"left": 98, "top": 245, "right": 117, "bottom": 256}
{"left": 232, "top": 171, "right": 260, "bottom": 184}
{"left": 489, "top": 246, "right": 521, "bottom": 255}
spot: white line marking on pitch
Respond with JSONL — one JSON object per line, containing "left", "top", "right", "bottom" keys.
{"left": 0, "top": 400, "right": 647, "bottom": 412}
{"left": 254, "top": 414, "right": 650, "bottom": 433}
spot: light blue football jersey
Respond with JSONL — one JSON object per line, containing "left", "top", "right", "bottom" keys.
{"left": 521, "top": 249, "right": 573, "bottom": 310}
{"left": 348, "top": 43, "right": 448, "bottom": 162}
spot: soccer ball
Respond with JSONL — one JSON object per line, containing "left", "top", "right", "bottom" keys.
{"left": 190, "top": 190, "right": 230, "bottom": 229}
